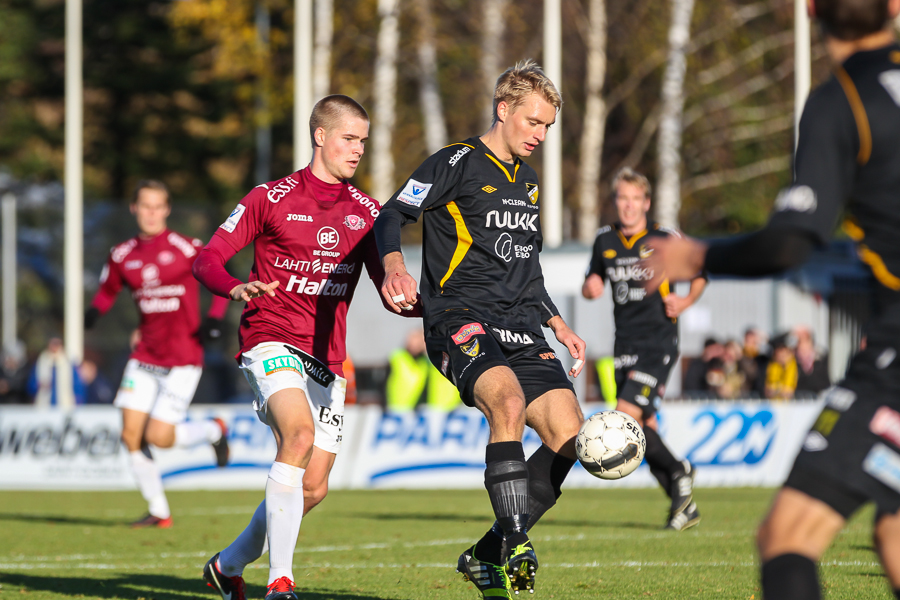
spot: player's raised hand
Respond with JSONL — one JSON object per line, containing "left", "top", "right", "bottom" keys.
{"left": 230, "top": 280, "right": 280, "bottom": 302}
{"left": 547, "top": 316, "right": 587, "bottom": 378}
{"left": 643, "top": 235, "right": 707, "bottom": 293}
{"left": 381, "top": 251, "right": 419, "bottom": 313}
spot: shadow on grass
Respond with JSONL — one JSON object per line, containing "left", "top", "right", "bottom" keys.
{"left": 0, "top": 512, "right": 117, "bottom": 527}
{"left": 0, "top": 573, "right": 394, "bottom": 600}
{"left": 353, "top": 512, "right": 662, "bottom": 532}
{"left": 350, "top": 512, "right": 491, "bottom": 523}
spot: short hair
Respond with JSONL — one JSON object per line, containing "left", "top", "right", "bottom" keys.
{"left": 814, "top": 0, "right": 891, "bottom": 41}
{"left": 492, "top": 59, "right": 562, "bottom": 125}
{"left": 132, "top": 179, "right": 169, "bottom": 205}
{"left": 309, "top": 95, "right": 369, "bottom": 148}
{"left": 611, "top": 167, "right": 652, "bottom": 199}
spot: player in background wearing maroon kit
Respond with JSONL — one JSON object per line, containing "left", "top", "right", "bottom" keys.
{"left": 194, "top": 95, "right": 415, "bottom": 600}
{"left": 85, "top": 180, "right": 231, "bottom": 528}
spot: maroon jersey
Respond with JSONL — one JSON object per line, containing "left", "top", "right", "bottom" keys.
{"left": 92, "top": 230, "right": 210, "bottom": 367}
{"left": 203, "top": 167, "right": 386, "bottom": 367}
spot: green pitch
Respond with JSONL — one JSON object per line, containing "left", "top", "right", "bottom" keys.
{"left": 0, "top": 488, "right": 890, "bottom": 599}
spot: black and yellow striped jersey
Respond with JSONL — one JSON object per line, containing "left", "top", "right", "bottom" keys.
{"left": 587, "top": 222, "right": 678, "bottom": 346}
{"left": 377, "top": 136, "right": 558, "bottom": 332}
{"left": 761, "top": 44, "right": 900, "bottom": 337}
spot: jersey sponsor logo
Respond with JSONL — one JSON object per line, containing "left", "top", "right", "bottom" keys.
{"left": 124, "top": 259, "right": 143, "bottom": 270}
{"left": 317, "top": 227, "right": 340, "bottom": 250}
{"left": 482, "top": 185, "right": 497, "bottom": 193}
{"left": 286, "top": 213, "right": 313, "bottom": 222}
{"left": 863, "top": 443, "right": 900, "bottom": 494}
{"left": 347, "top": 185, "right": 381, "bottom": 219}
{"left": 603, "top": 249, "right": 616, "bottom": 259}
{"left": 539, "top": 352, "right": 556, "bottom": 360}
{"left": 606, "top": 265, "right": 653, "bottom": 282}
{"left": 870, "top": 406, "right": 900, "bottom": 448}
{"left": 343, "top": 214, "right": 366, "bottom": 230}
{"left": 774, "top": 185, "right": 817, "bottom": 214}
{"left": 133, "top": 284, "right": 186, "bottom": 299}
{"left": 453, "top": 322, "right": 485, "bottom": 345}
{"left": 157, "top": 250, "right": 175, "bottom": 265}
{"left": 448, "top": 146, "right": 471, "bottom": 166}
{"left": 526, "top": 182, "right": 539, "bottom": 204}
{"left": 221, "top": 204, "right": 246, "bottom": 233}
{"left": 486, "top": 210, "right": 538, "bottom": 232}
{"left": 285, "top": 274, "right": 349, "bottom": 297}
{"left": 615, "top": 354, "right": 638, "bottom": 369}
{"left": 822, "top": 386, "right": 857, "bottom": 411}
{"left": 284, "top": 345, "right": 336, "bottom": 387}
{"left": 266, "top": 175, "right": 300, "bottom": 203}
{"left": 141, "top": 264, "right": 160, "bottom": 284}
{"left": 460, "top": 338, "right": 480, "bottom": 357}
{"left": 615, "top": 256, "right": 640, "bottom": 266}
{"left": 167, "top": 232, "right": 198, "bottom": 258}
{"left": 877, "top": 348, "right": 897, "bottom": 370}
{"left": 274, "top": 257, "right": 356, "bottom": 275}
{"left": 802, "top": 430, "right": 828, "bottom": 451}
{"left": 397, "top": 179, "right": 432, "bottom": 207}
{"left": 614, "top": 283, "right": 646, "bottom": 304}
{"left": 502, "top": 198, "right": 539, "bottom": 211}
{"left": 491, "top": 327, "right": 534, "bottom": 344}
{"left": 628, "top": 370, "right": 658, "bottom": 388}
{"left": 111, "top": 239, "right": 138, "bottom": 263}
{"left": 138, "top": 297, "right": 181, "bottom": 314}
{"left": 262, "top": 355, "right": 303, "bottom": 376}
{"left": 878, "top": 71, "right": 900, "bottom": 107}
{"left": 495, "top": 233, "right": 513, "bottom": 262}
{"left": 318, "top": 405, "right": 344, "bottom": 429}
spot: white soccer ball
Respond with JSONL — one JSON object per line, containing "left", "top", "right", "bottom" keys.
{"left": 576, "top": 410, "right": 646, "bottom": 480}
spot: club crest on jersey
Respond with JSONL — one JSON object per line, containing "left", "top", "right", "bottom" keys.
{"left": 453, "top": 322, "right": 484, "bottom": 345}
{"left": 639, "top": 244, "right": 653, "bottom": 259}
{"left": 526, "top": 182, "right": 539, "bottom": 204}
{"left": 603, "top": 249, "right": 616, "bottom": 258}
{"left": 460, "top": 338, "right": 480, "bottom": 357}
{"left": 343, "top": 214, "right": 366, "bottom": 231}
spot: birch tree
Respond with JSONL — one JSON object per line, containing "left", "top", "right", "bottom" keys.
{"left": 655, "top": 0, "right": 696, "bottom": 229}
{"left": 480, "top": 0, "right": 510, "bottom": 131}
{"left": 313, "top": 0, "right": 333, "bottom": 100}
{"left": 371, "top": 0, "right": 401, "bottom": 203}
{"left": 576, "top": 0, "right": 607, "bottom": 244}
{"left": 414, "top": 0, "right": 447, "bottom": 153}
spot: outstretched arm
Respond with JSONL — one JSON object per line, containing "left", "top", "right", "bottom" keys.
{"left": 193, "top": 235, "right": 280, "bottom": 302}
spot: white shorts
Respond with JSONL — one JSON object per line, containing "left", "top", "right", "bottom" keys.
{"left": 240, "top": 342, "right": 346, "bottom": 454}
{"left": 113, "top": 359, "right": 202, "bottom": 425}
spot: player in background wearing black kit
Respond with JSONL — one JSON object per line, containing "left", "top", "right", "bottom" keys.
{"left": 583, "top": 167, "right": 706, "bottom": 531}
{"left": 374, "top": 60, "right": 586, "bottom": 599}
{"left": 646, "top": 1, "right": 900, "bottom": 597}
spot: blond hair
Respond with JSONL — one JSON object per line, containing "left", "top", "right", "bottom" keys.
{"left": 492, "top": 59, "right": 562, "bottom": 125}
{"left": 611, "top": 167, "right": 651, "bottom": 199}
{"left": 309, "top": 95, "right": 369, "bottom": 148}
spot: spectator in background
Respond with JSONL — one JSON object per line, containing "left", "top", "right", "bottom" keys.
{"left": 79, "top": 358, "right": 115, "bottom": 404}
{"left": 0, "top": 341, "right": 29, "bottom": 404}
{"left": 739, "top": 327, "right": 769, "bottom": 397}
{"left": 386, "top": 329, "right": 460, "bottom": 412}
{"left": 717, "top": 340, "right": 747, "bottom": 399}
{"left": 765, "top": 334, "right": 798, "bottom": 401}
{"left": 27, "top": 337, "right": 85, "bottom": 408}
{"left": 683, "top": 337, "right": 723, "bottom": 397}
{"left": 793, "top": 326, "right": 830, "bottom": 397}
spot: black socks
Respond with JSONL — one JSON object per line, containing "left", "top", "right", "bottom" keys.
{"left": 761, "top": 553, "right": 820, "bottom": 600}
{"left": 484, "top": 441, "right": 530, "bottom": 555}
{"left": 643, "top": 426, "right": 681, "bottom": 496}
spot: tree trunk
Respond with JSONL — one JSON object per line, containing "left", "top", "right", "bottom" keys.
{"left": 480, "top": 0, "right": 510, "bottom": 132}
{"left": 655, "top": 0, "right": 696, "bottom": 229}
{"left": 576, "top": 0, "right": 607, "bottom": 244}
{"left": 255, "top": 2, "right": 272, "bottom": 184}
{"left": 371, "top": 0, "right": 400, "bottom": 203}
{"left": 313, "top": 0, "right": 333, "bottom": 100}
{"left": 413, "top": 0, "right": 447, "bottom": 153}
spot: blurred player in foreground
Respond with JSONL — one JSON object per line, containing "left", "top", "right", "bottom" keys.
{"left": 194, "top": 95, "right": 416, "bottom": 600}
{"left": 374, "top": 59, "right": 585, "bottom": 598}
{"left": 645, "top": 0, "right": 900, "bottom": 597}
{"left": 86, "top": 180, "right": 231, "bottom": 528}
{"left": 583, "top": 167, "right": 706, "bottom": 531}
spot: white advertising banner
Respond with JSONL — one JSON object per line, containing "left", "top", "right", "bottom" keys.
{"left": 0, "top": 401, "right": 823, "bottom": 490}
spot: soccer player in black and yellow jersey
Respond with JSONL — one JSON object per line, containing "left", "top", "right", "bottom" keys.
{"left": 374, "top": 59, "right": 586, "bottom": 598}
{"left": 583, "top": 167, "right": 706, "bottom": 531}
{"left": 647, "top": 0, "right": 900, "bottom": 597}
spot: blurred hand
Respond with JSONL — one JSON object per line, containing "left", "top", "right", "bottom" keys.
{"left": 581, "top": 273, "right": 604, "bottom": 299}
{"left": 643, "top": 236, "right": 707, "bottom": 293}
{"left": 664, "top": 294, "right": 693, "bottom": 318}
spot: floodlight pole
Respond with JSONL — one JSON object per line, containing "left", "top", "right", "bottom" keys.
{"left": 294, "top": 0, "right": 313, "bottom": 171}
{"left": 543, "top": 0, "right": 563, "bottom": 248}
{"left": 794, "top": 0, "right": 811, "bottom": 149}
{"left": 2, "top": 193, "right": 16, "bottom": 352}
{"left": 64, "top": 0, "right": 84, "bottom": 364}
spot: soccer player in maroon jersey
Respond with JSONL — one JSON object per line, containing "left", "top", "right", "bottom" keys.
{"left": 194, "top": 95, "right": 414, "bottom": 600}
{"left": 85, "top": 180, "right": 231, "bottom": 528}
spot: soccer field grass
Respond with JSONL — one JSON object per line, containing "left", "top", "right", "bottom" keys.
{"left": 0, "top": 488, "right": 890, "bottom": 599}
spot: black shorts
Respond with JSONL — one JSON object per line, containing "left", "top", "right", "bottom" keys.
{"left": 613, "top": 340, "right": 677, "bottom": 419}
{"left": 425, "top": 316, "right": 575, "bottom": 408}
{"left": 784, "top": 341, "right": 900, "bottom": 520}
